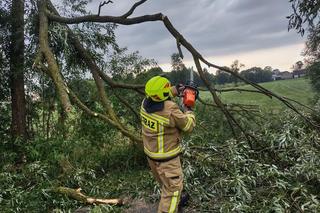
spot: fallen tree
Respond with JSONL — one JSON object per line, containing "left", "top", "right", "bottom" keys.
{"left": 33, "top": 0, "right": 318, "bottom": 145}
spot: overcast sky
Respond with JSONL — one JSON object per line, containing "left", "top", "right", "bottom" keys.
{"left": 85, "top": 0, "right": 306, "bottom": 72}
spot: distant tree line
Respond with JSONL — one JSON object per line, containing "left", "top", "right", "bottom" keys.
{"left": 134, "top": 54, "right": 274, "bottom": 87}
{"left": 216, "top": 66, "right": 273, "bottom": 85}
{"left": 133, "top": 53, "right": 215, "bottom": 87}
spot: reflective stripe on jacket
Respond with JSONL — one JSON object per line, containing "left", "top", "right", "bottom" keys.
{"left": 140, "top": 99, "right": 196, "bottom": 160}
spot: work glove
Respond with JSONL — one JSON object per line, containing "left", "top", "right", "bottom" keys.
{"left": 175, "top": 83, "right": 185, "bottom": 96}
{"left": 185, "top": 106, "right": 193, "bottom": 112}
{"left": 182, "top": 104, "right": 193, "bottom": 112}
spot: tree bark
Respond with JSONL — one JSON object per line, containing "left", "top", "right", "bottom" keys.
{"left": 9, "top": 0, "right": 27, "bottom": 139}
{"left": 46, "top": 98, "right": 53, "bottom": 139}
{"left": 38, "top": 0, "right": 72, "bottom": 113}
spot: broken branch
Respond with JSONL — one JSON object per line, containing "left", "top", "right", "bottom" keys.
{"left": 54, "top": 187, "right": 124, "bottom": 205}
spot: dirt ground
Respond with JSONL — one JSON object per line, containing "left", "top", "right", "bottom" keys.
{"left": 124, "top": 199, "right": 158, "bottom": 213}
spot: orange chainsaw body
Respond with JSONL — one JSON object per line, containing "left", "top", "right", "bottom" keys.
{"left": 183, "top": 87, "right": 196, "bottom": 107}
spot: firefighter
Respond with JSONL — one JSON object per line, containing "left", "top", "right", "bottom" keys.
{"left": 140, "top": 75, "right": 196, "bottom": 213}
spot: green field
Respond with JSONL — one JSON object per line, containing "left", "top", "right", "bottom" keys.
{"left": 200, "top": 78, "right": 315, "bottom": 110}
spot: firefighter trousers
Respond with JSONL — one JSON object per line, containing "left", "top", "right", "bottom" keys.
{"left": 147, "top": 156, "right": 183, "bottom": 213}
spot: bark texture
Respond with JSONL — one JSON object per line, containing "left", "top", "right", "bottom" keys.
{"left": 9, "top": 0, "right": 27, "bottom": 139}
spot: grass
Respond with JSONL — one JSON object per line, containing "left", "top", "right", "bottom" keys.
{"left": 200, "top": 78, "right": 315, "bottom": 111}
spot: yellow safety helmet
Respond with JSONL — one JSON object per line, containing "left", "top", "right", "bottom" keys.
{"left": 145, "top": 76, "right": 173, "bottom": 102}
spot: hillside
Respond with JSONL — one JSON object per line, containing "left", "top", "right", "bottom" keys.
{"left": 201, "top": 78, "right": 315, "bottom": 111}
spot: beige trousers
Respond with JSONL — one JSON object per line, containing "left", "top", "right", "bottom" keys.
{"left": 147, "top": 156, "right": 183, "bottom": 213}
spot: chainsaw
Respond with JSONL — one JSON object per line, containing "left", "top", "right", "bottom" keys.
{"left": 178, "top": 69, "right": 199, "bottom": 110}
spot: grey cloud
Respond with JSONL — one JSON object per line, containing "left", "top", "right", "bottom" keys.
{"left": 84, "top": 0, "right": 304, "bottom": 65}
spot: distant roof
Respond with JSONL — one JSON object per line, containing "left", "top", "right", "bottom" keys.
{"left": 292, "top": 69, "right": 306, "bottom": 75}
{"left": 281, "top": 71, "right": 291, "bottom": 74}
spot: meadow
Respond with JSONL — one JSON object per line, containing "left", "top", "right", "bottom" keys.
{"left": 200, "top": 78, "right": 315, "bottom": 111}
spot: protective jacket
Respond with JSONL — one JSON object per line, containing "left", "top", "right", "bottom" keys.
{"left": 140, "top": 98, "right": 196, "bottom": 160}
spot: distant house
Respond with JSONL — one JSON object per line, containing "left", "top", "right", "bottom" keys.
{"left": 272, "top": 70, "right": 293, "bottom": 80}
{"left": 292, "top": 69, "right": 306, "bottom": 78}
{"left": 280, "top": 71, "right": 293, "bottom": 80}
{"left": 272, "top": 69, "right": 281, "bottom": 80}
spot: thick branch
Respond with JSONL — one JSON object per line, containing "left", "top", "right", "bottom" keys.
{"left": 176, "top": 39, "right": 184, "bottom": 59}
{"left": 47, "top": 12, "right": 163, "bottom": 25}
{"left": 54, "top": 187, "right": 124, "bottom": 205}
{"left": 38, "top": 0, "right": 71, "bottom": 112}
{"left": 90, "top": 65, "right": 119, "bottom": 121}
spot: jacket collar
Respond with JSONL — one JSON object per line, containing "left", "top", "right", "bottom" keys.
{"left": 143, "top": 98, "right": 165, "bottom": 113}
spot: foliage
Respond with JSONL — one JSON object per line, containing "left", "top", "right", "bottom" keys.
{"left": 307, "top": 61, "right": 320, "bottom": 93}
{"left": 183, "top": 111, "right": 320, "bottom": 212}
{"left": 131, "top": 59, "right": 216, "bottom": 87}
{"left": 240, "top": 67, "right": 273, "bottom": 83}
{"left": 216, "top": 65, "right": 273, "bottom": 85}
{"left": 169, "top": 68, "right": 200, "bottom": 85}
{"left": 0, "top": 131, "right": 149, "bottom": 212}
{"left": 216, "top": 68, "right": 231, "bottom": 85}
{"left": 1, "top": 89, "right": 319, "bottom": 212}
{"left": 109, "top": 49, "right": 156, "bottom": 80}
{"left": 0, "top": 102, "right": 11, "bottom": 141}
{"left": 287, "top": 0, "right": 320, "bottom": 35}
{"left": 305, "top": 24, "right": 320, "bottom": 61}
{"left": 170, "top": 53, "right": 186, "bottom": 71}
{"left": 288, "top": 0, "right": 320, "bottom": 62}
{"left": 134, "top": 67, "right": 163, "bottom": 84}
{"left": 292, "top": 60, "right": 304, "bottom": 70}
{"left": 167, "top": 53, "right": 215, "bottom": 87}
{"left": 0, "top": 0, "right": 10, "bottom": 101}
{"left": 230, "top": 60, "right": 245, "bottom": 86}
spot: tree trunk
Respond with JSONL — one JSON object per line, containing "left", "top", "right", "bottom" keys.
{"left": 46, "top": 98, "right": 53, "bottom": 139}
{"left": 58, "top": 106, "right": 67, "bottom": 138}
{"left": 9, "top": 0, "right": 26, "bottom": 139}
